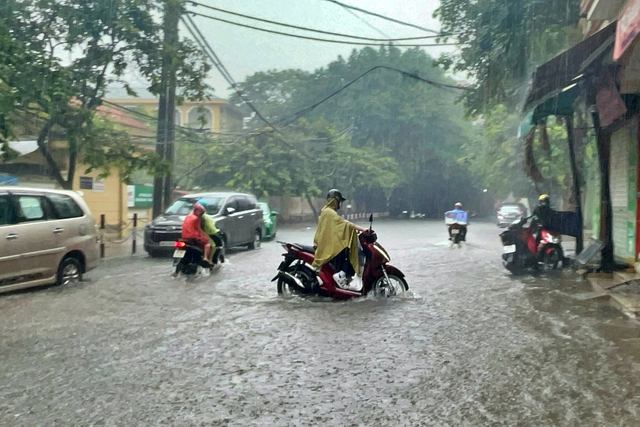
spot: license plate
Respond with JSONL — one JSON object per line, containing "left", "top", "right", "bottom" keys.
{"left": 173, "top": 250, "right": 186, "bottom": 258}
{"left": 451, "top": 229, "right": 460, "bottom": 235}
{"left": 160, "top": 241, "right": 174, "bottom": 247}
{"left": 503, "top": 245, "right": 516, "bottom": 254}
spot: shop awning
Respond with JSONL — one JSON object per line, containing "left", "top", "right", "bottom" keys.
{"left": 523, "top": 22, "right": 617, "bottom": 112}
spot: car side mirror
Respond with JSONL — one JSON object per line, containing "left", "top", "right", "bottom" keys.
{"left": 271, "top": 211, "right": 278, "bottom": 217}
{"left": 225, "top": 207, "right": 236, "bottom": 216}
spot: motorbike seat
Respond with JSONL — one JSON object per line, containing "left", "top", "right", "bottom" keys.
{"left": 179, "top": 238, "right": 204, "bottom": 252}
{"left": 292, "top": 243, "right": 315, "bottom": 254}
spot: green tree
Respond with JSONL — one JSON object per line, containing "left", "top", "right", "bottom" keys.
{"left": 231, "top": 46, "right": 482, "bottom": 214}
{"left": 435, "top": 0, "right": 581, "bottom": 115}
{"left": 0, "top": 0, "right": 210, "bottom": 188}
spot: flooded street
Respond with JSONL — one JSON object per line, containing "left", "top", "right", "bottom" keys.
{"left": 2, "top": 220, "right": 640, "bottom": 426}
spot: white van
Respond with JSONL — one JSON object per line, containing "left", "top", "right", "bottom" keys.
{"left": 0, "top": 187, "right": 100, "bottom": 293}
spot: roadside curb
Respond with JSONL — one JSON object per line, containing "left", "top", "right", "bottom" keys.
{"left": 587, "top": 272, "right": 640, "bottom": 319}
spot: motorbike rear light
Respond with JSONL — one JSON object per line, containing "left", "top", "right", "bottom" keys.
{"left": 174, "top": 241, "right": 186, "bottom": 249}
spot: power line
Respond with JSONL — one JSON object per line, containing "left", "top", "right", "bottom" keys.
{"left": 188, "top": 11, "right": 457, "bottom": 47}
{"left": 339, "top": 6, "right": 392, "bottom": 39}
{"left": 182, "top": 14, "right": 311, "bottom": 155}
{"left": 322, "top": 0, "right": 441, "bottom": 35}
{"left": 187, "top": 1, "right": 441, "bottom": 41}
{"left": 270, "top": 66, "right": 467, "bottom": 129}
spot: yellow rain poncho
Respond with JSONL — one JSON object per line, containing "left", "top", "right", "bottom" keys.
{"left": 312, "top": 198, "right": 359, "bottom": 273}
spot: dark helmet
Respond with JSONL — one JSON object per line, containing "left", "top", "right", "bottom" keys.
{"left": 538, "top": 194, "right": 550, "bottom": 207}
{"left": 327, "top": 189, "right": 346, "bottom": 202}
{"left": 327, "top": 189, "right": 346, "bottom": 209}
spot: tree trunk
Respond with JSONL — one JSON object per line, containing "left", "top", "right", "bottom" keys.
{"left": 36, "top": 117, "right": 68, "bottom": 189}
{"left": 593, "top": 111, "right": 614, "bottom": 272}
{"left": 565, "top": 116, "right": 583, "bottom": 254}
{"left": 305, "top": 194, "right": 318, "bottom": 218}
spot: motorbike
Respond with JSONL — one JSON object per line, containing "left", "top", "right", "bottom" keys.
{"left": 173, "top": 234, "right": 225, "bottom": 276}
{"left": 448, "top": 223, "right": 467, "bottom": 246}
{"left": 273, "top": 217, "right": 408, "bottom": 299}
{"left": 500, "top": 215, "right": 564, "bottom": 274}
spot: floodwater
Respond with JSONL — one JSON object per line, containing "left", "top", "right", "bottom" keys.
{"left": 1, "top": 220, "right": 640, "bottom": 426}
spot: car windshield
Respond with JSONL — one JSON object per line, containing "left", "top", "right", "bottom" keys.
{"left": 165, "top": 197, "right": 224, "bottom": 216}
{"left": 500, "top": 206, "right": 521, "bottom": 213}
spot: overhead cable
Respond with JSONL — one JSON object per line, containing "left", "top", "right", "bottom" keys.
{"left": 187, "top": 1, "right": 443, "bottom": 41}
{"left": 188, "top": 11, "right": 457, "bottom": 47}
{"left": 182, "top": 14, "right": 314, "bottom": 155}
{"left": 271, "top": 66, "right": 467, "bottom": 129}
{"left": 322, "top": 0, "right": 440, "bottom": 35}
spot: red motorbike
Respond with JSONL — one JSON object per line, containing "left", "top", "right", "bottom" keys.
{"left": 273, "top": 219, "right": 408, "bottom": 299}
{"left": 500, "top": 215, "right": 565, "bottom": 274}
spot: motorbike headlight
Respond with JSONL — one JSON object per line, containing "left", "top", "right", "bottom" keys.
{"left": 551, "top": 236, "right": 562, "bottom": 244}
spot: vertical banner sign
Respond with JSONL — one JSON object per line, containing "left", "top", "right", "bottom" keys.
{"left": 615, "top": 0, "right": 640, "bottom": 61}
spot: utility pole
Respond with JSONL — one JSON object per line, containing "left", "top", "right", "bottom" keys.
{"left": 153, "top": 0, "right": 181, "bottom": 218}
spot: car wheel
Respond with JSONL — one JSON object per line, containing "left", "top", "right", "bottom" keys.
{"left": 248, "top": 229, "right": 261, "bottom": 250}
{"left": 56, "top": 257, "right": 83, "bottom": 286}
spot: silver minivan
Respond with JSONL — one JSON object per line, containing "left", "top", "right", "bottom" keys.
{"left": 0, "top": 187, "right": 100, "bottom": 294}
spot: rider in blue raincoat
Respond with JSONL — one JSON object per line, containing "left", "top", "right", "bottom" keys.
{"left": 445, "top": 202, "right": 469, "bottom": 241}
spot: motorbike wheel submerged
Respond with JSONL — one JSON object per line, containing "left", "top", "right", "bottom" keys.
{"left": 273, "top": 227, "right": 408, "bottom": 299}
{"left": 500, "top": 217, "right": 564, "bottom": 274}
{"left": 172, "top": 235, "right": 225, "bottom": 277}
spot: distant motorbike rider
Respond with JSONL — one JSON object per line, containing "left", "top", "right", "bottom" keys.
{"left": 445, "top": 202, "right": 468, "bottom": 241}
{"left": 181, "top": 203, "right": 212, "bottom": 267}
{"left": 312, "top": 189, "right": 367, "bottom": 291}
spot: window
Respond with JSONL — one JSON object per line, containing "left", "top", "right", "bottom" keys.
{"left": 16, "top": 196, "right": 45, "bottom": 222}
{"left": 187, "top": 106, "right": 213, "bottom": 130}
{"left": 165, "top": 198, "right": 196, "bottom": 215}
{"left": 0, "top": 196, "right": 16, "bottom": 226}
{"left": 239, "top": 196, "right": 257, "bottom": 211}
{"left": 225, "top": 197, "right": 240, "bottom": 212}
{"left": 48, "top": 194, "right": 84, "bottom": 219}
{"left": 174, "top": 109, "right": 181, "bottom": 126}
{"left": 197, "top": 197, "right": 224, "bottom": 215}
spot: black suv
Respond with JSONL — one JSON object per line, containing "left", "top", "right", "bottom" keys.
{"left": 144, "top": 192, "right": 264, "bottom": 256}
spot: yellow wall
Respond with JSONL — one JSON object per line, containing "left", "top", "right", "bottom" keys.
{"left": 72, "top": 166, "right": 128, "bottom": 236}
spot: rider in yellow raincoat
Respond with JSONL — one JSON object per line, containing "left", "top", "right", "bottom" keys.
{"left": 312, "top": 189, "right": 367, "bottom": 290}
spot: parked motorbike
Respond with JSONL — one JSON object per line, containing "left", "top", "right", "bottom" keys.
{"left": 500, "top": 215, "right": 564, "bottom": 274}
{"left": 273, "top": 217, "right": 408, "bottom": 299}
{"left": 173, "top": 234, "right": 224, "bottom": 276}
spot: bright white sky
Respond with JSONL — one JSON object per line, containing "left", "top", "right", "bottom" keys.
{"left": 120, "top": 0, "right": 455, "bottom": 98}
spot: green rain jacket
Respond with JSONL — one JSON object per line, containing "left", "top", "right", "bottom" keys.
{"left": 200, "top": 213, "right": 219, "bottom": 248}
{"left": 312, "top": 198, "right": 359, "bottom": 273}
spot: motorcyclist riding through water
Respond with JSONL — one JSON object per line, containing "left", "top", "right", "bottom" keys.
{"left": 312, "top": 189, "right": 367, "bottom": 291}
{"left": 445, "top": 202, "right": 468, "bottom": 242}
{"left": 181, "top": 203, "right": 213, "bottom": 268}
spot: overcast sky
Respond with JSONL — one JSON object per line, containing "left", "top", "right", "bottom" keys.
{"left": 118, "top": 0, "right": 454, "bottom": 98}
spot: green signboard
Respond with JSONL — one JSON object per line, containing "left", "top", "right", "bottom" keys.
{"left": 127, "top": 185, "right": 153, "bottom": 208}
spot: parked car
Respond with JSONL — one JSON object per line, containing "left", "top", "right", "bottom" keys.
{"left": 497, "top": 203, "right": 527, "bottom": 227}
{"left": 0, "top": 187, "right": 100, "bottom": 294}
{"left": 258, "top": 201, "right": 278, "bottom": 239}
{"left": 144, "top": 192, "right": 264, "bottom": 257}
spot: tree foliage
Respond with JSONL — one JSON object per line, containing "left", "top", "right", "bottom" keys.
{"left": 435, "top": 0, "right": 582, "bottom": 115}
{"left": 228, "top": 46, "right": 482, "bottom": 213}
{"left": 0, "top": 0, "right": 210, "bottom": 188}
